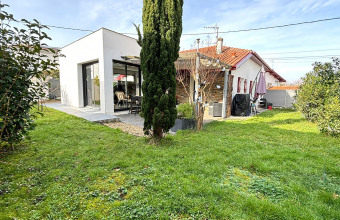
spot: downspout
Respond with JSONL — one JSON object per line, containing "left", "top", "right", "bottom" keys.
{"left": 194, "top": 39, "right": 200, "bottom": 103}
{"left": 222, "top": 68, "right": 230, "bottom": 118}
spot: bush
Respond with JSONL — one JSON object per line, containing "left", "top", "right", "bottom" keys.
{"left": 0, "top": 4, "right": 59, "bottom": 147}
{"left": 295, "top": 58, "right": 340, "bottom": 135}
{"left": 177, "top": 103, "right": 194, "bottom": 119}
{"left": 317, "top": 95, "right": 340, "bottom": 135}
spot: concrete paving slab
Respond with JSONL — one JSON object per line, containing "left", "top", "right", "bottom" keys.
{"left": 45, "top": 102, "right": 119, "bottom": 123}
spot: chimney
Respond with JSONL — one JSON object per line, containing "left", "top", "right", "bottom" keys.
{"left": 216, "top": 37, "right": 223, "bottom": 54}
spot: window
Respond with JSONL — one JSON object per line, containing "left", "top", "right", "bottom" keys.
{"left": 249, "top": 80, "right": 253, "bottom": 94}
{"left": 113, "top": 60, "right": 141, "bottom": 111}
{"left": 237, "top": 77, "right": 241, "bottom": 93}
{"left": 244, "top": 79, "right": 247, "bottom": 93}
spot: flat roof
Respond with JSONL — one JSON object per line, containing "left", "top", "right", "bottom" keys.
{"left": 61, "top": 27, "right": 138, "bottom": 49}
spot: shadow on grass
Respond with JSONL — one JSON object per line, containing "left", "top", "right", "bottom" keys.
{"left": 261, "top": 118, "right": 307, "bottom": 125}
{"left": 250, "top": 108, "right": 295, "bottom": 118}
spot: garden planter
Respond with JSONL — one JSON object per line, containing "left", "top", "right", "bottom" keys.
{"left": 170, "top": 118, "right": 196, "bottom": 132}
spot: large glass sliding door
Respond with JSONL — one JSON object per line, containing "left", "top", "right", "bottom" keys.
{"left": 83, "top": 62, "right": 100, "bottom": 108}
{"left": 113, "top": 60, "right": 141, "bottom": 111}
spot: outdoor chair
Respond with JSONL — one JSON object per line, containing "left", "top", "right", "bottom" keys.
{"left": 115, "top": 91, "right": 127, "bottom": 107}
{"left": 250, "top": 97, "right": 258, "bottom": 115}
{"left": 129, "top": 95, "right": 142, "bottom": 115}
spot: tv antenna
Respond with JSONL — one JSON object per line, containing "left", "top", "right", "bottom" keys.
{"left": 204, "top": 23, "right": 219, "bottom": 43}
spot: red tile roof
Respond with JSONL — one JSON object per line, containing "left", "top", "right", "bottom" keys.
{"left": 179, "top": 45, "right": 286, "bottom": 82}
{"left": 180, "top": 45, "right": 251, "bottom": 67}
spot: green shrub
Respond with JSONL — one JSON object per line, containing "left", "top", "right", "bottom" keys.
{"left": 295, "top": 58, "right": 340, "bottom": 135}
{"left": 177, "top": 103, "right": 194, "bottom": 119}
{"left": 0, "top": 4, "right": 59, "bottom": 147}
{"left": 317, "top": 96, "right": 340, "bottom": 135}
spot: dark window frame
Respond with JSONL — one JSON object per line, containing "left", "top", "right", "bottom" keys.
{"left": 112, "top": 59, "right": 141, "bottom": 96}
{"left": 82, "top": 61, "right": 99, "bottom": 107}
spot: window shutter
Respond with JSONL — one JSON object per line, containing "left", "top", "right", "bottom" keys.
{"left": 244, "top": 79, "right": 247, "bottom": 93}
{"left": 237, "top": 77, "right": 241, "bottom": 93}
{"left": 249, "top": 80, "right": 253, "bottom": 94}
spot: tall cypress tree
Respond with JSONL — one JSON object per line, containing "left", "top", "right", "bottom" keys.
{"left": 139, "top": 0, "right": 183, "bottom": 138}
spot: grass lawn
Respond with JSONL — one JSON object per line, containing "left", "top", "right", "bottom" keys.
{"left": 0, "top": 109, "right": 339, "bottom": 219}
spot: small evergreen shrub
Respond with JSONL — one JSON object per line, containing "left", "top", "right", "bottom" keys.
{"left": 137, "top": 0, "right": 183, "bottom": 138}
{"left": 177, "top": 103, "right": 194, "bottom": 119}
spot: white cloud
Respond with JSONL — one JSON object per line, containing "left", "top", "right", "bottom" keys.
{"left": 87, "top": 2, "right": 107, "bottom": 20}
{"left": 78, "top": 0, "right": 142, "bottom": 33}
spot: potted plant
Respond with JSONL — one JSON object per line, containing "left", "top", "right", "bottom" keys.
{"left": 171, "top": 103, "right": 196, "bottom": 132}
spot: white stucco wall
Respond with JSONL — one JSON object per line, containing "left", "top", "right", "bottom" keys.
{"left": 265, "top": 72, "right": 280, "bottom": 88}
{"left": 59, "top": 28, "right": 141, "bottom": 114}
{"left": 231, "top": 58, "right": 279, "bottom": 95}
{"left": 59, "top": 30, "right": 103, "bottom": 108}
{"left": 101, "top": 29, "right": 141, "bottom": 113}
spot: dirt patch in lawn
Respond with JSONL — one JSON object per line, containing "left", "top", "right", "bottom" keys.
{"left": 103, "top": 122, "right": 145, "bottom": 137}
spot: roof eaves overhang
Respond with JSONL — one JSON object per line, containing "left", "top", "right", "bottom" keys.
{"left": 252, "top": 52, "right": 286, "bottom": 82}
{"left": 232, "top": 51, "right": 286, "bottom": 82}
{"left": 232, "top": 52, "right": 253, "bottom": 70}
{"left": 121, "top": 55, "right": 141, "bottom": 64}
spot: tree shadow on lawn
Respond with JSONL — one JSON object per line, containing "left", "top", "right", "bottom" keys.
{"left": 263, "top": 118, "right": 307, "bottom": 125}
{"left": 252, "top": 108, "right": 295, "bottom": 118}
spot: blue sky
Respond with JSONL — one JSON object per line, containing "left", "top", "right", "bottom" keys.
{"left": 4, "top": 0, "right": 340, "bottom": 82}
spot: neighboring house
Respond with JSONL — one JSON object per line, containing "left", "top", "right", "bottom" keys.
{"left": 31, "top": 47, "right": 60, "bottom": 100}
{"left": 59, "top": 28, "right": 141, "bottom": 114}
{"left": 176, "top": 38, "right": 286, "bottom": 104}
{"left": 264, "top": 86, "right": 299, "bottom": 108}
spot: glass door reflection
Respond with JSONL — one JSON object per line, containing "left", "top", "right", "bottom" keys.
{"left": 83, "top": 62, "right": 100, "bottom": 108}
{"left": 113, "top": 61, "right": 141, "bottom": 111}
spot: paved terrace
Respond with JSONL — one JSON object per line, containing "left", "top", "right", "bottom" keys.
{"left": 45, "top": 102, "right": 267, "bottom": 128}
{"left": 45, "top": 102, "right": 119, "bottom": 123}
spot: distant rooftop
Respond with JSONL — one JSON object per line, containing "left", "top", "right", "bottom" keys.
{"left": 268, "top": 86, "right": 299, "bottom": 90}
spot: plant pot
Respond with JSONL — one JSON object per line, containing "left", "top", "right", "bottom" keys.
{"left": 170, "top": 118, "right": 196, "bottom": 132}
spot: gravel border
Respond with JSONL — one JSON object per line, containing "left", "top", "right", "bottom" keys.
{"left": 103, "top": 122, "right": 145, "bottom": 137}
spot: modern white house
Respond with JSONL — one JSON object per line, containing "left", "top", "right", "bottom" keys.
{"left": 31, "top": 47, "right": 60, "bottom": 100}
{"left": 59, "top": 28, "right": 141, "bottom": 114}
